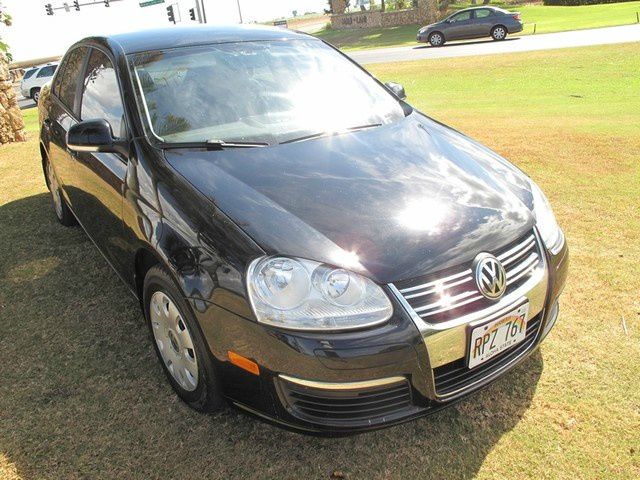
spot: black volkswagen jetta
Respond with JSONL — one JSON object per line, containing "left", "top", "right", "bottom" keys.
{"left": 38, "top": 25, "right": 568, "bottom": 434}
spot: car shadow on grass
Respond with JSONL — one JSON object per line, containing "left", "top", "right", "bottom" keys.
{"left": 0, "top": 193, "right": 544, "bottom": 480}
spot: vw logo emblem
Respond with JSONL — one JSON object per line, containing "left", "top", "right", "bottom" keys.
{"left": 473, "top": 254, "right": 507, "bottom": 299}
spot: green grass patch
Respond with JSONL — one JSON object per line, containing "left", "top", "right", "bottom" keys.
{"left": 1, "top": 43, "right": 639, "bottom": 479}
{"left": 22, "top": 107, "right": 38, "bottom": 134}
{"left": 315, "top": 1, "right": 640, "bottom": 50}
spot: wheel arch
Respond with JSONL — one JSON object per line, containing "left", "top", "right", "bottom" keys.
{"left": 492, "top": 24, "right": 508, "bottom": 34}
{"left": 134, "top": 246, "right": 165, "bottom": 304}
{"left": 40, "top": 142, "right": 50, "bottom": 190}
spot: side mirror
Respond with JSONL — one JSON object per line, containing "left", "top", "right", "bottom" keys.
{"left": 67, "top": 119, "right": 128, "bottom": 156}
{"left": 385, "top": 81, "right": 407, "bottom": 101}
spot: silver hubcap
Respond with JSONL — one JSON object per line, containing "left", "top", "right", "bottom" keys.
{"left": 46, "top": 161, "right": 63, "bottom": 219}
{"left": 34, "top": 91, "right": 40, "bottom": 103}
{"left": 494, "top": 28, "right": 505, "bottom": 39}
{"left": 431, "top": 34, "right": 442, "bottom": 46}
{"left": 150, "top": 291, "right": 199, "bottom": 391}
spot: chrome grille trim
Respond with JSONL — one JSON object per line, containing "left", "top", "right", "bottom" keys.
{"left": 387, "top": 228, "right": 549, "bottom": 399}
{"left": 392, "top": 231, "right": 541, "bottom": 320}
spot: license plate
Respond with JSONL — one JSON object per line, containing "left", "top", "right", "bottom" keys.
{"left": 468, "top": 303, "right": 529, "bottom": 369}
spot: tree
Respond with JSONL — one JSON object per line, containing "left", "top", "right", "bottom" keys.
{"left": 0, "top": 2, "right": 25, "bottom": 144}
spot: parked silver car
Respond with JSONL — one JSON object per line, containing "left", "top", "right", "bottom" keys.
{"left": 20, "top": 63, "right": 58, "bottom": 103}
{"left": 417, "top": 7, "right": 523, "bottom": 47}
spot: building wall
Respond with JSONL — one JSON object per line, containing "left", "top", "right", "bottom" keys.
{"left": 330, "top": 0, "right": 438, "bottom": 30}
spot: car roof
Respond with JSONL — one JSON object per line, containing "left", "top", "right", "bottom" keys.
{"left": 454, "top": 6, "right": 499, "bottom": 13}
{"left": 101, "top": 24, "right": 312, "bottom": 55}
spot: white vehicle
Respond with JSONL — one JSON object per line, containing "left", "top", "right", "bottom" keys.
{"left": 20, "top": 63, "right": 58, "bottom": 103}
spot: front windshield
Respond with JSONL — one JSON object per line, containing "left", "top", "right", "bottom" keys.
{"left": 129, "top": 39, "right": 406, "bottom": 145}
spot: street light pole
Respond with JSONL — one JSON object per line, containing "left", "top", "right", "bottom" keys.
{"left": 236, "top": 0, "right": 243, "bottom": 23}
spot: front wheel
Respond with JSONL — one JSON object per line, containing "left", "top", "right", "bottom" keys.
{"left": 429, "top": 32, "right": 445, "bottom": 47}
{"left": 143, "top": 265, "right": 225, "bottom": 413}
{"left": 491, "top": 25, "right": 507, "bottom": 41}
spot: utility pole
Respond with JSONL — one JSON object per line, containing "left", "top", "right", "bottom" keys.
{"left": 199, "top": 0, "right": 207, "bottom": 23}
{"left": 236, "top": 0, "right": 242, "bottom": 23}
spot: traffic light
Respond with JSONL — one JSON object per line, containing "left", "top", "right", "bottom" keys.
{"left": 73, "top": 0, "right": 80, "bottom": 11}
{"left": 189, "top": 8, "right": 196, "bottom": 21}
{"left": 45, "top": 3, "right": 54, "bottom": 15}
{"left": 167, "top": 5, "right": 175, "bottom": 24}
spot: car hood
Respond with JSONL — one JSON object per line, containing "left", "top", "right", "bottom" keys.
{"left": 164, "top": 113, "right": 535, "bottom": 284}
{"left": 422, "top": 22, "right": 444, "bottom": 31}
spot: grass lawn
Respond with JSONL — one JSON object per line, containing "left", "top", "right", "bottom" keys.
{"left": 21, "top": 107, "right": 38, "bottom": 133}
{"left": 1, "top": 43, "right": 639, "bottom": 479}
{"left": 315, "top": 1, "right": 640, "bottom": 50}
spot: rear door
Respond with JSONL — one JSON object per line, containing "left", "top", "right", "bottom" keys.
{"left": 445, "top": 10, "right": 474, "bottom": 40}
{"left": 472, "top": 8, "right": 495, "bottom": 37}
{"left": 65, "top": 47, "right": 130, "bottom": 271}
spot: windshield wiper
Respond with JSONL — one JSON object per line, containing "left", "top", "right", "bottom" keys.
{"left": 280, "top": 123, "right": 382, "bottom": 145}
{"left": 206, "top": 139, "right": 269, "bottom": 149}
{"left": 161, "top": 140, "right": 270, "bottom": 150}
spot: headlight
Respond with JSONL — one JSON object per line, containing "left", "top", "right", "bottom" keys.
{"left": 247, "top": 256, "right": 393, "bottom": 331}
{"left": 419, "top": 27, "right": 428, "bottom": 34}
{"left": 529, "top": 179, "right": 564, "bottom": 255}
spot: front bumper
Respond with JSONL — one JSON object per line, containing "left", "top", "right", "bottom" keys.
{"left": 192, "top": 235, "right": 568, "bottom": 435}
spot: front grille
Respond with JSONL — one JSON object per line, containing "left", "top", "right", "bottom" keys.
{"left": 433, "top": 313, "right": 542, "bottom": 396}
{"left": 278, "top": 377, "right": 413, "bottom": 426}
{"left": 393, "top": 230, "right": 541, "bottom": 323}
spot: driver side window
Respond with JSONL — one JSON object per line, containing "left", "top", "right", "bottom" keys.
{"left": 80, "top": 49, "right": 126, "bottom": 139}
{"left": 451, "top": 11, "right": 472, "bottom": 22}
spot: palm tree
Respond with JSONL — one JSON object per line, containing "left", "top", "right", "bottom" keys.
{"left": 0, "top": 2, "right": 26, "bottom": 144}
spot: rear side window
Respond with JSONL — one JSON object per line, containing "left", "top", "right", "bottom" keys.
{"left": 55, "top": 47, "right": 88, "bottom": 112}
{"left": 23, "top": 69, "right": 37, "bottom": 80}
{"left": 80, "top": 49, "right": 126, "bottom": 138}
{"left": 36, "top": 65, "right": 57, "bottom": 78}
{"left": 475, "top": 9, "right": 492, "bottom": 19}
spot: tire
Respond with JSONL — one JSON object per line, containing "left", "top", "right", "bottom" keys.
{"left": 45, "top": 157, "right": 77, "bottom": 227}
{"left": 428, "top": 31, "right": 445, "bottom": 47}
{"left": 143, "top": 265, "right": 225, "bottom": 413}
{"left": 491, "top": 25, "right": 508, "bottom": 41}
{"left": 31, "top": 87, "right": 41, "bottom": 104}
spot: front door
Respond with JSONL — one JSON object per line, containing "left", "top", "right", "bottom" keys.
{"left": 446, "top": 10, "right": 474, "bottom": 40}
{"left": 65, "top": 47, "right": 130, "bottom": 272}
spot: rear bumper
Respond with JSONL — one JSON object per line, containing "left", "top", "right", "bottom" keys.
{"left": 510, "top": 23, "right": 524, "bottom": 34}
{"left": 192, "top": 236, "right": 568, "bottom": 435}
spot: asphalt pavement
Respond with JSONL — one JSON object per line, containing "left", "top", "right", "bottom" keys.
{"left": 349, "top": 24, "right": 640, "bottom": 64}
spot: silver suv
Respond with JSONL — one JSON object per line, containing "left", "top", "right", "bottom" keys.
{"left": 20, "top": 63, "right": 58, "bottom": 103}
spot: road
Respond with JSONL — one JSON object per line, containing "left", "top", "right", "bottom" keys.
{"left": 349, "top": 24, "right": 640, "bottom": 64}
